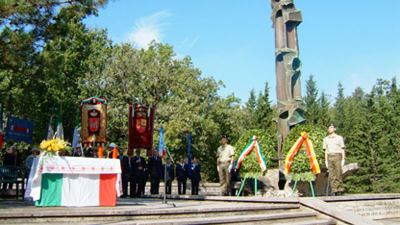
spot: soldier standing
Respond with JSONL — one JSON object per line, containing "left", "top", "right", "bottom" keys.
{"left": 176, "top": 157, "right": 188, "bottom": 195}
{"left": 148, "top": 151, "right": 163, "bottom": 195}
{"left": 216, "top": 135, "right": 235, "bottom": 196}
{"left": 323, "top": 124, "right": 346, "bottom": 196}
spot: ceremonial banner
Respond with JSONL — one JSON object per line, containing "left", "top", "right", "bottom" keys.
{"left": 80, "top": 97, "right": 107, "bottom": 146}
{"left": 128, "top": 103, "right": 155, "bottom": 153}
{"left": 4, "top": 115, "right": 34, "bottom": 144}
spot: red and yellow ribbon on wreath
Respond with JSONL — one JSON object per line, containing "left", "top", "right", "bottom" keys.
{"left": 284, "top": 132, "right": 320, "bottom": 175}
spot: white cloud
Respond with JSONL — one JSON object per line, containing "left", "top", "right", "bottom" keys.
{"left": 127, "top": 10, "right": 171, "bottom": 49}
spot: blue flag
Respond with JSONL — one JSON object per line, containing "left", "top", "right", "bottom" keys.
{"left": 158, "top": 127, "right": 165, "bottom": 157}
{"left": 71, "top": 127, "right": 80, "bottom": 149}
{"left": 187, "top": 133, "right": 192, "bottom": 177}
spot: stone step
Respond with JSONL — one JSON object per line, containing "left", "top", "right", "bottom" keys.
{"left": 106, "top": 211, "right": 320, "bottom": 225}
{"left": 0, "top": 201, "right": 303, "bottom": 224}
{"left": 272, "top": 219, "right": 337, "bottom": 225}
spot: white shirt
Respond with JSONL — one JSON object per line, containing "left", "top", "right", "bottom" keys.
{"left": 323, "top": 133, "right": 345, "bottom": 154}
{"left": 217, "top": 144, "right": 235, "bottom": 162}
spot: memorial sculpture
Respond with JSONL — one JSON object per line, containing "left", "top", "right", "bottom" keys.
{"left": 270, "top": 0, "right": 306, "bottom": 167}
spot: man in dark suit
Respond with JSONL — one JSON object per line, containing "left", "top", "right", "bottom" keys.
{"left": 164, "top": 158, "right": 175, "bottom": 194}
{"left": 190, "top": 157, "right": 201, "bottom": 195}
{"left": 148, "top": 150, "right": 163, "bottom": 195}
{"left": 132, "top": 149, "right": 147, "bottom": 197}
{"left": 121, "top": 149, "right": 135, "bottom": 198}
{"left": 176, "top": 157, "right": 188, "bottom": 195}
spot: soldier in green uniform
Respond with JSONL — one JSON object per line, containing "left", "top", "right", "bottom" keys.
{"left": 323, "top": 124, "right": 345, "bottom": 196}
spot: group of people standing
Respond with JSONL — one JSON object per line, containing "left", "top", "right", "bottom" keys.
{"left": 113, "top": 147, "right": 202, "bottom": 198}
{"left": 216, "top": 125, "right": 347, "bottom": 197}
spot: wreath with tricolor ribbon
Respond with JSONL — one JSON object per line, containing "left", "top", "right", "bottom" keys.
{"left": 236, "top": 136, "right": 267, "bottom": 172}
{"left": 234, "top": 129, "right": 277, "bottom": 178}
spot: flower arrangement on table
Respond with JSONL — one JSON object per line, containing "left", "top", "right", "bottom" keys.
{"left": 40, "top": 138, "right": 71, "bottom": 155}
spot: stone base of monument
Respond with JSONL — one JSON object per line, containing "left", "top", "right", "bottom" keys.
{"left": 256, "top": 163, "right": 359, "bottom": 197}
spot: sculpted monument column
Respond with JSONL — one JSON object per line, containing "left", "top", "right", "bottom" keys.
{"left": 270, "top": 0, "right": 306, "bottom": 169}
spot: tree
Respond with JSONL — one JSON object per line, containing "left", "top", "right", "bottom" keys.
{"left": 304, "top": 75, "right": 320, "bottom": 125}
{"left": 79, "top": 43, "right": 246, "bottom": 181}
{"left": 318, "top": 91, "right": 331, "bottom": 127}
{"left": 255, "top": 82, "right": 274, "bottom": 131}
{"left": 0, "top": 1, "right": 109, "bottom": 142}
{"left": 334, "top": 82, "right": 345, "bottom": 130}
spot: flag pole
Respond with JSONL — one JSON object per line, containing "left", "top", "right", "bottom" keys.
{"left": 163, "top": 158, "right": 167, "bottom": 204}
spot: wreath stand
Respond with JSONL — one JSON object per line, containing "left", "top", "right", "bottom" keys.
{"left": 235, "top": 136, "right": 267, "bottom": 197}
{"left": 285, "top": 132, "right": 321, "bottom": 198}
{"left": 290, "top": 179, "right": 316, "bottom": 197}
{"left": 236, "top": 177, "right": 259, "bottom": 197}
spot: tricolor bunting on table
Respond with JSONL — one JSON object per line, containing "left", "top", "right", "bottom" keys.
{"left": 28, "top": 156, "right": 122, "bottom": 207}
{"left": 284, "top": 132, "right": 321, "bottom": 175}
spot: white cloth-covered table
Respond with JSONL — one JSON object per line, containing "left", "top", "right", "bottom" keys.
{"left": 25, "top": 156, "right": 122, "bottom": 207}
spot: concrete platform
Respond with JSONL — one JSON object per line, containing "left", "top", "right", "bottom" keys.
{"left": 0, "top": 194, "right": 398, "bottom": 225}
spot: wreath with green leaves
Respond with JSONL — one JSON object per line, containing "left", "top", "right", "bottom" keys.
{"left": 233, "top": 129, "right": 277, "bottom": 178}
{"left": 283, "top": 124, "right": 326, "bottom": 181}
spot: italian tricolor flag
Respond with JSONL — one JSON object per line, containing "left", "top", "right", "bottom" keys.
{"left": 36, "top": 173, "right": 118, "bottom": 207}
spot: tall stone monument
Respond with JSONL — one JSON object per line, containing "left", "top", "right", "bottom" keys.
{"left": 270, "top": 0, "right": 306, "bottom": 168}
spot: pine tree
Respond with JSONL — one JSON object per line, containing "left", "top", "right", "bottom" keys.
{"left": 334, "top": 82, "right": 345, "bottom": 130}
{"left": 318, "top": 91, "right": 330, "bottom": 127}
{"left": 245, "top": 89, "right": 257, "bottom": 129}
{"left": 304, "top": 75, "right": 320, "bottom": 125}
{"left": 255, "top": 82, "right": 274, "bottom": 131}
{"left": 246, "top": 89, "right": 257, "bottom": 113}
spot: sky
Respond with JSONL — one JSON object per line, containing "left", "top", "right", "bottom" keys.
{"left": 84, "top": 0, "right": 400, "bottom": 104}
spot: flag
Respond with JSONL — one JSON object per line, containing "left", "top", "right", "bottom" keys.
{"left": 165, "top": 147, "right": 174, "bottom": 163}
{"left": 158, "top": 127, "right": 166, "bottom": 157}
{"left": 71, "top": 127, "right": 80, "bottom": 149}
{"left": 46, "top": 120, "right": 54, "bottom": 140}
{"left": 55, "top": 122, "right": 64, "bottom": 140}
{"left": 187, "top": 133, "right": 192, "bottom": 178}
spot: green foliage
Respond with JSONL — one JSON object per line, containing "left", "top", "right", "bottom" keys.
{"left": 79, "top": 42, "right": 246, "bottom": 181}
{"left": 283, "top": 124, "right": 326, "bottom": 181}
{"left": 233, "top": 129, "right": 277, "bottom": 178}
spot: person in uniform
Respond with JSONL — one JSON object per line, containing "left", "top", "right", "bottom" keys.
{"left": 132, "top": 149, "right": 147, "bottom": 197}
{"left": 121, "top": 148, "right": 135, "bottom": 198}
{"left": 216, "top": 135, "right": 235, "bottom": 196}
{"left": 148, "top": 150, "right": 163, "bottom": 195}
{"left": 164, "top": 158, "right": 175, "bottom": 194}
{"left": 190, "top": 157, "right": 201, "bottom": 195}
{"left": 323, "top": 124, "right": 346, "bottom": 196}
{"left": 176, "top": 157, "right": 188, "bottom": 195}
